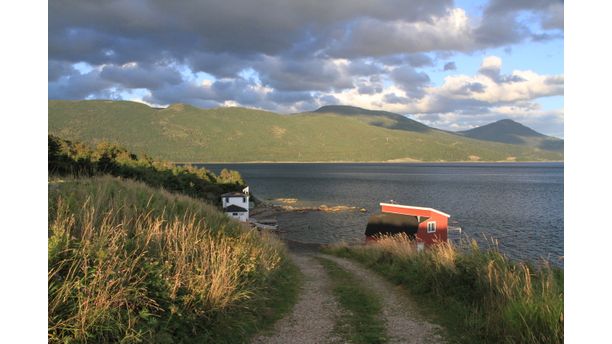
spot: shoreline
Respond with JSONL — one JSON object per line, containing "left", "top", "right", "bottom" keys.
{"left": 175, "top": 160, "right": 564, "bottom": 164}
{"left": 250, "top": 199, "right": 363, "bottom": 218}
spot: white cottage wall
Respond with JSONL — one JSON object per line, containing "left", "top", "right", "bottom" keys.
{"left": 222, "top": 194, "right": 250, "bottom": 222}
{"left": 222, "top": 196, "right": 249, "bottom": 209}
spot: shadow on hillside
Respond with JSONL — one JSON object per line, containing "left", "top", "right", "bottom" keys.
{"left": 539, "top": 140, "right": 564, "bottom": 152}
{"left": 312, "top": 105, "right": 431, "bottom": 133}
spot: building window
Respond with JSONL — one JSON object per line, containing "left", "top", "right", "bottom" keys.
{"left": 243, "top": 197, "right": 246, "bottom": 202}
{"left": 427, "top": 221, "right": 436, "bottom": 233}
{"left": 233, "top": 212, "right": 238, "bottom": 216}
{"left": 225, "top": 197, "right": 229, "bottom": 203}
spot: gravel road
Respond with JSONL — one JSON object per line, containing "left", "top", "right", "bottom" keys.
{"left": 251, "top": 252, "right": 341, "bottom": 344}
{"left": 320, "top": 254, "right": 445, "bottom": 344}
{"left": 252, "top": 250, "right": 445, "bottom": 344}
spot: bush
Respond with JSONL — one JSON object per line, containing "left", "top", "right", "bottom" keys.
{"left": 48, "top": 135, "right": 245, "bottom": 206}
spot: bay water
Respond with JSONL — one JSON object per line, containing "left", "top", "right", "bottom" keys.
{"left": 203, "top": 162, "right": 563, "bottom": 264}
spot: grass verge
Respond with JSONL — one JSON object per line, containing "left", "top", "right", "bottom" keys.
{"left": 48, "top": 176, "right": 300, "bottom": 343}
{"left": 323, "top": 235, "right": 563, "bottom": 344}
{"left": 316, "top": 256, "right": 387, "bottom": 344}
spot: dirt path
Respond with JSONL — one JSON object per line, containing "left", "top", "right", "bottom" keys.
{"left": 251, "top": 252, "right": 341, "bottom": 344}
{"left": 320, "top": 254, "right": 445, "bottom": 344}
{"left": 253, "top": 250, "right": 445, "bottom": 344}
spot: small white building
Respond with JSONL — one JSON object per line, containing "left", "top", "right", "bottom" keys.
{"left": 222, "top": 189, "right": 250, "bottom": 222}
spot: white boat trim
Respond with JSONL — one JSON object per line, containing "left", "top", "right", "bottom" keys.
{"left": 379, "top": 202, "right": 451, "bottom": 218}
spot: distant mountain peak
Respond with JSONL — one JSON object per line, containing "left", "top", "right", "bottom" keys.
{"left": 462, "top": 119, "right": 544, "bottom": 138}
{"left": 493, "top": 118, "right": 519, "bottom": 124}
{"left": 458, "top": 118, "right": 563, "bottom": 151}
{"left": 311, "top": 104, "right": 431, "bottom": 132}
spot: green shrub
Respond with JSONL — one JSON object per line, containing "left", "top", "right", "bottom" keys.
{"left": 48, "top": 135, "right": 245, "bottom": 206}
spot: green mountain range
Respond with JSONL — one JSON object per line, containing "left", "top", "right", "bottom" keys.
{"left": 48, "top": 100, "right": 563, "bottom": 162}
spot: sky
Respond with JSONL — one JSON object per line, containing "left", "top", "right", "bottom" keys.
{"left": 48, "top": 0, "right": 564, "bottom": 137}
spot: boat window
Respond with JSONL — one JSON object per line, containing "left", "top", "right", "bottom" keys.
{"left": 427, "top": 221, "right": 437, "bottom": 233}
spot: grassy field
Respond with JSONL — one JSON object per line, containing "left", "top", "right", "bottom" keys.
{"left": 49, "top": 100, "right": 563, "bottom": 162}
{"left": 48, "top": 176, "right": 300, "bottom": 343}
{"left": 324, "top": 235, "right": 563, "bottom": 344}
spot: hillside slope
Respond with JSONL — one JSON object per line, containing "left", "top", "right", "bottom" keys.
{"left": 310, "top": 105, "right": 431, "bottom": 132}
{"left": 458, "top": 119, "right": 563, "bottom": 151}
{"left": 48, "top": 176, "right": 299, "bottom": 343}
{"left": 49, "top": 100, "right": 563, "bottom": 162}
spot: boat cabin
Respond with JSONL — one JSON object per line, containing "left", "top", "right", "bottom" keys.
{"left": 366, "top": 202, "right": 450, "bottom": 249}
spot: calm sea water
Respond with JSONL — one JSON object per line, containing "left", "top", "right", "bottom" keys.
{"left": 203, "top": 163, "right": 563, "bottom": 264}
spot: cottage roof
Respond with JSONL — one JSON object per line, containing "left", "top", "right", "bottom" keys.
{"left": 380, "top": 203, "right": 450, "bottom": 218}
{"left": 221, "top": 192, "right": 248, "bottom": 198}
{"left": 224, "top": 204, "right": 248, "bottom": 213}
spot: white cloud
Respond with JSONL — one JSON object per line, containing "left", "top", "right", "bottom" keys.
{"left": 326, "top": 85, "right": 409, "bottom": 113}
{"left": 313, "top": 56, "right": 564, "bottom": 136}
{"left": 405, "top": 56, "right": 563, "bottom": 113}
{"left": 480, "top": 56, "right": 502, "bottom": 72}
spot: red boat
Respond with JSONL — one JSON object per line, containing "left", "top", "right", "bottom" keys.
{"left": 366, "top": 202, "right": 461, "bottom": 249}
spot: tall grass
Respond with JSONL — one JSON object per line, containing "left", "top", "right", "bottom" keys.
{"left": 48, "top": 176, "right": 297, "bottom": 343}
{"left": 324, "top": 234, "right": 563, "bottom": 344}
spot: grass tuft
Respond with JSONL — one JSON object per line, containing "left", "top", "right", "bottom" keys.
{"left": 323, "top": 234, "right": 563, "bottom": 344}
